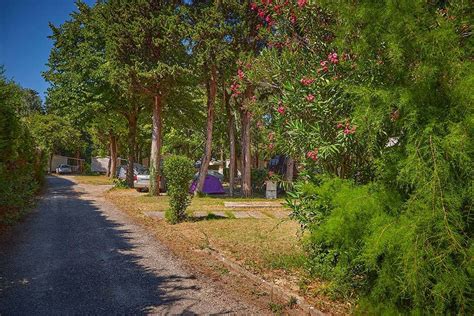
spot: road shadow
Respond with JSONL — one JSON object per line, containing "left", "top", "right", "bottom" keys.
{"left": 0, "top": 176, "right": 233, "bottom": 315}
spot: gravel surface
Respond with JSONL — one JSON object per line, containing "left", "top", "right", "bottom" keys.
{"left": 0, "top": 176, "right": 259, "bottom": 315}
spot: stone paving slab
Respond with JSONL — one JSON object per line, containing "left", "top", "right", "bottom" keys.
{"left": 224, "top": 201, "right": 283, "bottom": 208}
{"left": 246, "top": 211, "right": 270, "bottom": 219}
{"left": 144, "top": 211, "right": 165, "bottom": 219}
{"left": 273, "top": 210, "right": 291, "bottom": 219}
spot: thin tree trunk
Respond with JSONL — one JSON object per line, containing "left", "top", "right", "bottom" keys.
{"left": 126, "top": 113, "right": 137, "bottom": 188}
{"left": 150, "top": 95, "right": 163, "bottom": 196}
{"left": 196, "top": 64, "right": 217, "bottom": 195}
{"left": 106, "top": 147, "right": 111, "bottom": 177}
{"left": 49, "top": 152, "right": 54, "bottom": 174}
{"left": 240, "top": 107, "right": 252, "bottom": 197}
{"left": 286, "top": 157, "right": 294, "bottom": 182}
{"left": 110, "top": 134, "right": 118, "bottom": 178}
{"left": 224, "top": 80, "right": 236, "bottom": 197}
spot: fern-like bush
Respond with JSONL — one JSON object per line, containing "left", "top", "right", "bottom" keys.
{"left": 163, "top": 155, "right": 195, "bottom": 224}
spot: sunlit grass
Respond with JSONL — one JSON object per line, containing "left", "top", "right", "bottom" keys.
{"left": 73, "top": 174, "right": 113, "bottom": 185}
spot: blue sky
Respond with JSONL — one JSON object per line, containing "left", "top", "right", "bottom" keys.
{"left": 0, "top": 0, "right": 95, "bottom": 101}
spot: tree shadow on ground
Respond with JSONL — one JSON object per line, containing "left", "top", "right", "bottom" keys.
{"left": 0, "top": 176, "right": 236, "bottom": 315}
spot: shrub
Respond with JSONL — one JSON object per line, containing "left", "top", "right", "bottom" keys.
{"left": 251, "top": 168, "right": 268, "bottom": 192}
{"left": 163, "top": 155, "right": 195, "bottom": 224}
{"left": 287, "top": 176, "right": 472, "bottom": 314}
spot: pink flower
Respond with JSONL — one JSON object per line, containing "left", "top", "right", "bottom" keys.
{"left": 300, "top": 77, "right": 315, "bottom": 86}
{"left": 268, "top": 143, "right": 274, "bottom": 150}
{"left": 306, "top": 148, "right": 319, "bottom": 161}
{"left": 337, "top": 122, "right": 343, "bottom": 129}
{"left": 297, "top": 0, "right": 307, "bottom": 8}
{"left": 237, "top": 69, "right": 245, "bottom": 80}
{"left": 268, "top": 132, "right": 275, "bottom": 141}
{"left": 306, "top": 94, "right": 315, "bottom": 102}
{"left": 328, "top": 52, "right": 339, "bottom": 64}
{"left": 320, "top": 60, "right": 328, "bottom": 67}
{"left": 277, "top": 106, "right": 285, "bottom": 114}
{"left": 250, "top": 2, "right": 258, "bottom": 10}
{"left": 258, "top": 9, "right": 266, "bottom": 19}
{"left": 257, "top": 120, "right": 263, "bottom": 129}
{"left": 290, "top": 13, "right": 297, "bottom": 24}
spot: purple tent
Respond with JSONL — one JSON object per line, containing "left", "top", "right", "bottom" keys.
{"left": 189, "top": 175, "right": 225, "bottom": 194}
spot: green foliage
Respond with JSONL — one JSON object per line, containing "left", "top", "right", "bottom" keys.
{"left": 113, "top": 178, "right": 128, "bottom": 189}
{"left": 0, "top": 67, "right": 43, "bottom": 224}
{"left": 253, "top": 0, "right": 474, "bottom": 313}
{"left": 251, "top": 168, "right": 268, "bottom": 192}
{"left": 163, "top": 155, "right": 195, "bottom": 224}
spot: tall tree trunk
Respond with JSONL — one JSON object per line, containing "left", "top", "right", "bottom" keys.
{"left": 106, "top": 148, "right": 111, "bottom": 177}
{"left": 126, "top": 113, "right": 137, "bottom": 188}
{"left": 49, "top": 152, "right": 54, "bottom": 174}
{"left": 150, "top": 95, "right": 163, "bottom": 196}
{"left": 240, "top": 107, "right": 252, "bottom": 197}
{"left": 196, "top": 64, "right": 217, "bottom": 195}
{"left": 109, "top": 133, "right": 118, "bottom": 178}
{"left": 286, "top": 157, "right": 294, "bottom": 182}
{"left": 224, "top": 80, "right": 236, "bottom": 197}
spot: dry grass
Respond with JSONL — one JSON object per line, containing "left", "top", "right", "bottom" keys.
{"left": 104, "top": 188, "right": 350, "bottom": 315}
{"left": 73, "top": 175, "right": 113, "bottom": 185}
{"left": 116, "top": 189, "right": 287, "bottom": 214}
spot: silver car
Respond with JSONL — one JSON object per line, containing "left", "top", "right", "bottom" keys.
{"left": 56, "top": 164, "right": 72, "bottom": 174}
{"left": 134, "top": 171, "right": 150, "bottom": 192}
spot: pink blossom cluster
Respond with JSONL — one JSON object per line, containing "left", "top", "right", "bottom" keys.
{"left": 300, "top": 77, "right": 315, "bottom": 86}
{"left": 230, "top": 82, "right": 240, "bottom": 97}
{"left": 306, "top": 94, "right": 315, "bottom": 102}
{"left": 337, "top": 120, "right": 357, "bottom": 135}
{"left": 277, "top": 105, "right": 285, "bottom": 114}
{"left": 319, "top": 60, "right": 329, "bottom": 73}
{"left": 297, "top": 0, "right": 307, "bottom": 8}
{"left": 328, "top": 52, "right": 339, "bottom": 64}
{"left": 306, "top": 148, "right": 318, "bottom": 161}
{"left": 250, "top": 1, "right": 306, "bottom": 29}
{"left": 237, "top": 69, "right": 245, "bottom": 80}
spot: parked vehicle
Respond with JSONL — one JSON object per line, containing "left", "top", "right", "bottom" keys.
{"left": 56, "top": 164, "right": 72, "bottom": 174}
{"left": 117, "top": 163, "right": 147, "bottom": 180}
{"left": 134, "top": 170, "right": 150, "bottom": 192}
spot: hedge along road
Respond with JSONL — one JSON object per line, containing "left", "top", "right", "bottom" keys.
{"left": 0, "top": 176, "right": 259, "bottom": 315}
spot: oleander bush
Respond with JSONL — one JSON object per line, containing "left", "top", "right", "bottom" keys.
{"left": 249, "top": 0, "right": 473, "bottom": 313}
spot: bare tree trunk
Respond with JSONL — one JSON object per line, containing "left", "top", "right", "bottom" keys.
{"left": 49, "top": 152, "right": 54, "bottom": 174}
{"left": 196, "top": 64, "right": 217, "bottom": 195}
{"left": 150, "top": 95, "right": 163, "bottom": 196}
{"left": 240, "top": 107, "right": 252, "bottom": 197}
{"left": 126, "top": 113, "right": 137, "bottom": 188}
{"left": 286, "top": 157, "right": 294, "bottom": 182}
{"left": 224, "top": 81, "right": 236, "bottom": 197}
{"left": 106, "top": 148, "right": 111, "bottom": 177}
{"left": 110, "top": 134, "right": 118, "bottom": 178}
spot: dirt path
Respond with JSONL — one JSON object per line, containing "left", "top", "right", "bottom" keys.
{"left": 0, "top": 176, "right": 260, "bottom": 315}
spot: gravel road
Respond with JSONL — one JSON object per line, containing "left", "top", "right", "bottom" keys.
{"left": 0, "top": 176, "right": 258, "bottom": 315}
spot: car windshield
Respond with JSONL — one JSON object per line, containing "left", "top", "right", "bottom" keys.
{"left": 137, "top": 168, "right": 149, "bottom": 175}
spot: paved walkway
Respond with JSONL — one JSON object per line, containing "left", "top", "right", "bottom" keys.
{"left": 0, "top": 176, "right": 259, "bottom": 315}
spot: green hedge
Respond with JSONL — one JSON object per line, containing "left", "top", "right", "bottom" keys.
{"left": 0, "top": 70, "right": 44, "bottom": 225}
{"left": 163, "top": 155, "right": 195, "bottom": 224}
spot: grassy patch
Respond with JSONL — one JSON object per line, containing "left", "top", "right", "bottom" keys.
{"left": 104, "top": 188, "right": 349, "bottom": 315}
{"left": 73, "top": 175, "right": 113, "bottom": 185}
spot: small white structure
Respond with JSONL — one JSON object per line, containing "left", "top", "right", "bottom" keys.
{"left": 91, "top": 157, "right": 124, "bottom": 174}
{"left": 48, "top": 155, "right": 84, "bottom": 173}
{"left": 265, "top": 180, "right": 277, "bottom": 199}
